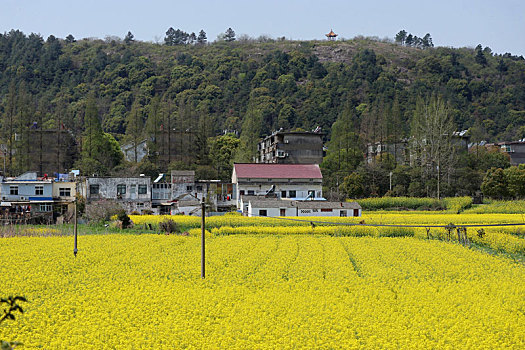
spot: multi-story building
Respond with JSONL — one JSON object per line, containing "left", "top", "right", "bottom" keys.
{"left": 491, "top": 140, "right": 525, "bottom": 165}
{"left": 232, "top": 163, "right": 323, "bottom": 210}
{"left": 257, "top": 130, "right": 324, "bottom": 164}
{"left": 0, "top": 172, "right": 54, "bottom": 214}
{"left": 83, "top": 177, "right": 152, "bottom": 214}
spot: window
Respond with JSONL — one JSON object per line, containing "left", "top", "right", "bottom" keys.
{"left": 138, "top": 185, "right": 147, "bottom": 194}
{"left": 239, "top": 190, "right": 245, "bottom": 196}
{"left": 340, "top": 210, "right": 347, "bottom": 217}
{"left": 321, "top": 208, "right": 333, "bottom": 212}
{"left": 10, "top": 186, "right": 18, "bottom": 195}
{"left": 281, "top": 191, "right": 286, "bottom": 198}
{"left": 248, "top": 190, "right": 255, "bottom": 195}
{"left": 308, "top": 190, "right": 315, "bottom": 198}
{"left": 39, "top": 203, "right": 53, "bottom": 212}
{"left": 259, "top": 209, "right": 267, "bottom": 217}
{"left": 196, "top": 185, "right": 203, "bottom": 191}
{"left": 187, "top": 186, "right": 193, "bottom": 191}
{"left": 59, "top": 188, "right": 71, "bottom": 197}
{"left": 137, "top": 203, "right": 145, "bottom": 209}
{"left": 130, "top": 185, "right": 136, "bottom": 194}
{"left": 89, "top": 184, "right": 99, "bottom": 195}
{"left": 117, "top": 184, "right": 126, "bottom": 195}
{"left": 289, "top": 190, "right": 296, "bottom": 198}
{"left": 35, "top": 185, "right": 44, "bottom": 195}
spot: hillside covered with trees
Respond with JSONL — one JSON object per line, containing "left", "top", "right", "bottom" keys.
{"left": 1, "top": 28, "right": 524, "bottom": 198}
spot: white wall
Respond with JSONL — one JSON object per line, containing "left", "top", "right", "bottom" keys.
{"left": 247, "top": 205, "right": 296, "bottom": 217}
{"left": 297, "top": 208, "right": 361, "bottom": 217}
{"left": 236, "top": 183, "right": 323, "bottom": 208}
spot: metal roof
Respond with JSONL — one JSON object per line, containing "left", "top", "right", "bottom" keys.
{"left": 234, "top": 163, "right": 322, "bottom": 179}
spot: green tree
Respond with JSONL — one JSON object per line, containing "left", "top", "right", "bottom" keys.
{"left": 475, "top": 44, "right": 487, "bottom": 66}
{"left": 481, "top": 168, "right": 508, "bottom": 199}
{"left": 224, "top": 28, "right": 236, "bottom": 42}
{"left": 65, "top": 34, "right": 75, "bottom": 43}
{"left": 210, "top": 134, "right": 240, "bottom": 181}
{"left": 164, "top": 27, "right": 176, "bottom": 46}
{"left": 79, "top": 97, "right": 123, "bottom": 175}
{"left": 197, "top": 30, "right": 207, "bottom": 44}
{"left": 340, "top": 173, "right": 365, "bottom": 198}
{"left": 504, "top": 166, "right": 525, "bottom": 198}
{"left": 124, "top": 31, "right": 134, "bottom": 44}
{"left": 395, "top": 30, "right": 407, "bottom": 45}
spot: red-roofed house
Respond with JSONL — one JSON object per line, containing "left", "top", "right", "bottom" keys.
{"left": 232, "top": 163, "right": 323, "bottom": 210}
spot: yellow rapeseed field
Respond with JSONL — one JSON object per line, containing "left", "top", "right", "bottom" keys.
{"left": 1, "top": 234, "right": 524, "bottom": 348}
{"left": 131, "top": 213, "right": 525, "bottom": 255}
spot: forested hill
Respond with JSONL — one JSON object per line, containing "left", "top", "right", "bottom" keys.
{"left": 0, "top": 30, "right": 524, "bottom": 177}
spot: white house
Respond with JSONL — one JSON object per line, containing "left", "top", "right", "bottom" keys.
{"left": 232, "top": 163, "right": 323, "bottom": 209}
{"left": 247, "top": 198, "right": 362, "bottom": 217}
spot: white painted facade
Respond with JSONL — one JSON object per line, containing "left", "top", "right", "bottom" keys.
{"left": 246, "top": 198, "right": 362, "bottom": 218}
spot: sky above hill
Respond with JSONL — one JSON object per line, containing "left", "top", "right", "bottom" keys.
{"left": 1, "top": 0, "right": 524, "bottom": 56}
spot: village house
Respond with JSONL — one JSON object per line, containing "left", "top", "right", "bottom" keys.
{"left": 232, "top": 163, "right": 324, "bottom": 210}
{"left": 52, "top": 179, "right": 77, "bottom": 218}
{"left": 245, "top": 197, "right": 362, "bottom": 218}
{"left": 257, "top": 130, "right": 325, "bottom": 164}
{"left": 491, "top": 140, "right": 525, "bottom": 165}
{"left": 151, "top": 173, "right": 173, "bottom": 215}
{"left": 0, "top": 172, "right": 55, "bottom": 221}
{"left": 82, "top": 176, "right": 152, "bottom": 214}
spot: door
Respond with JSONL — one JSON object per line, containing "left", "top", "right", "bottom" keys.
{"left": 353, "top": 209, "right": 359, "bottom": 217}
{"left": 280, "top": 208, "right": 286, "bottom": 217}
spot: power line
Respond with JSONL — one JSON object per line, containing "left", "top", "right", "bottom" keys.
{"left": 240, "top": 210, "right": 525, "bottom": 229}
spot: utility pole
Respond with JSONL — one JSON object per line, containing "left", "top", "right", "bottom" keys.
{"left": 201, "top": 199, "right": 206, "bottom": 278}
{"left": 73, "top": 198, "right": 78, "bottom": 257}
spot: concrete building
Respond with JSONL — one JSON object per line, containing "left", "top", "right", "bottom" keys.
{"left": 171, "top": 171, "right": 196, "bottom": 199}
{"left": 170, "top": 171, "right": 235, "bottom": 212}
{"left": 0, "top": 172, "right": 55, "bottom": 221}
{"left": 151, "top": 174, "right": 173, "bottom": 215}
{"left": 245, "top": 198, "right": 361, "bottom": 217}
{"left": 232, "top": 163, "right": 323, "bottom": 209}
{"left": 492, "top": 140, "right": 525, "bottom": 165}
{"left": 257, "top": 130, "right": 324, "bottom": 164}
{"left": 52, "top": 181, "right": 77, "bottom": 217}
{"left": 84, "top": 177, "right": 152, "bottom": 214}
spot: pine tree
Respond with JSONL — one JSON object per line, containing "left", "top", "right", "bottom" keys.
{"left": 124, "top": 31, "right": 135, "bottom": 44}
{"left": 164, "top": 27, "right": 176, "bottom": 46}
{"left": 475, "top": 44, "right": 487, "bottom": 66}
{"left": 197, "top": 30, "right": 207, "bottom": 44}
{"left": 224, "top": 28, "right": 236, "bottom": 42}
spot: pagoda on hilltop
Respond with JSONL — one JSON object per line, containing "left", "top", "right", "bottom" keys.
{"left": 325, "top": 29, "right": 338, "bottom": 41}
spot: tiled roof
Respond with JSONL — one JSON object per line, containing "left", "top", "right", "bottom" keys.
{"left": 297, "top": 201, "right": 361, "bottom": 210}
{"left": 234, "top": 163, "right": 322, "bottom": 179}
{"left": 249, "top": 199, "right": 297, "bottom": 208}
